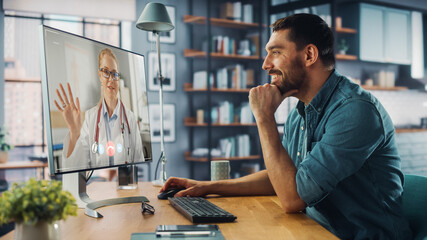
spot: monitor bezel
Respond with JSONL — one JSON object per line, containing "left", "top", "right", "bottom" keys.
{"left": 40, "top": 25, "right": 152, "bottom": 176}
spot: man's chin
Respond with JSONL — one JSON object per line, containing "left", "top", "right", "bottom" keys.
{"left": 279, "top": 87, "right": 298, "bottom": 96}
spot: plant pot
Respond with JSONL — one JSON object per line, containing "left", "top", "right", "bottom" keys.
{"left": 0, "top": 151, "right": 8, "bottom": 163}
{"left": 14, "top": 221, "right": 61, "bottom": 240}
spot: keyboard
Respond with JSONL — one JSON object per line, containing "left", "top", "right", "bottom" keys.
{"left": 168, "top": 197, "right": 237, "bottom": 223}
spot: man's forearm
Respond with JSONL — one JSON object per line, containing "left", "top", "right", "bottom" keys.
{"left": 209, "top": 170, "right": 276, "bottom": 196}
{"left": 256, "top": 117, "right": 306, "bottom": 212}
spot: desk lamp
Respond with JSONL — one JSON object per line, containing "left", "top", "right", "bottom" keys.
{"left": 136, "top": 2, "right": 174, "bottom": 186}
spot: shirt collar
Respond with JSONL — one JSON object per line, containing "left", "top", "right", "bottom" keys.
{"left": 296, "top": 69, "right": 342, "bottom": 116}
{"left": 102, "top": 99, "right": 120, "bottom": 120}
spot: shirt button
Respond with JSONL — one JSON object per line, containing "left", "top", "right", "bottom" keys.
{"left": 297, "top": 152, "right": 301, "bottom": 156}
{"left": 301, "top": 126, "right": 304, "bottom": 130}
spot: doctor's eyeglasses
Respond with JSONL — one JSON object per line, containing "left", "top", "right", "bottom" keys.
{"left": 99, "top": 68, "right": 120, "bottom": 81}
{"left": 141, "top": 202, "right": 155, "bottom": 215}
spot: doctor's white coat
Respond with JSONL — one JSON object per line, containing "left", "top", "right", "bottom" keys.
{"left": 61, "top": 102, "right": 144, "bottom": 171}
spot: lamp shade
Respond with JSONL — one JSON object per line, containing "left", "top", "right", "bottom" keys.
{"left": 136, "top": 2, "right": 174, "bottom": 32}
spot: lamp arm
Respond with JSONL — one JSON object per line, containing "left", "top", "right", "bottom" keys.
{"left": 155, "top": 31, "right": 167, "bottom": 183}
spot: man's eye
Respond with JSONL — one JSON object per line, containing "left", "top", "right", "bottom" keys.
{"left": 272, "top": 51, "right": 279, "bottom": 55}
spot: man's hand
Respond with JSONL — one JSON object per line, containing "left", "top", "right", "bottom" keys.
{"left": 249, "top": 83, "right": 297, "bottom": 122}
{"left": 161, "top": 177, "right": 210, "bottom": 197}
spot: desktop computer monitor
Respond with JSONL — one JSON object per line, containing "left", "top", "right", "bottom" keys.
{"left": 40, "top": 25, "right": 153, "bottom": 217}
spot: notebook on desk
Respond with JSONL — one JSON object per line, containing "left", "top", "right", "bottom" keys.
{"left": 130, "top": 232, "right": 225, "bottom": 240}
{"left": 131, "top": 224, "right": 225, "bottom": 240}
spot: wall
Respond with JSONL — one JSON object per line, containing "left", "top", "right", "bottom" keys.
{"left": 132, "top": 0, "right": 190, "bottom": 180}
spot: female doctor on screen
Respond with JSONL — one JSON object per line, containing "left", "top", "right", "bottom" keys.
{"left": 54, "top": 48, "right": 144, "bottom": 170}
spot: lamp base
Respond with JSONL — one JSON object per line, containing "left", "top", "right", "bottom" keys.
{"left": 152, "top": 178, "right": 165, "bottom": 187}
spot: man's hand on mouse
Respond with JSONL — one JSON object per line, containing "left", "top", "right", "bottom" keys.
{"left": 161, "top": 177, "right": 209, "bottom": 197}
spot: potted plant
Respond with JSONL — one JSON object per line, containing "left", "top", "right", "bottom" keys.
{"left": 0, "top": 127, "right": 13, "bottom": 163}
{"left": 0, "top": 178, "right": 78, "bottom": 240}
{"left": 337, "top": 39, "right": 349, "bottom": 55}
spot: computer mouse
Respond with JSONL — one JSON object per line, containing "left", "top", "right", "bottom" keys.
{"left": 157, "top": 188, "right": 184, "bottom": 200}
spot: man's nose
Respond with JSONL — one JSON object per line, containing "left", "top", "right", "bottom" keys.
{"left": 262, "top": 55, "right": 272, "bottom": 71}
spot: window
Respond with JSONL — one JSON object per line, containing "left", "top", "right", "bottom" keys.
{"left": 3, "top": 11, "right": 122, "bottom": 181}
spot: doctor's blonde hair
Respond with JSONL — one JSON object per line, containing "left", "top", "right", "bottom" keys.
{"left": 98, "top": 48, "right": 120, "bottom": 107}
{"left": 98, "top": 48, "right": 119, "bottom": 72}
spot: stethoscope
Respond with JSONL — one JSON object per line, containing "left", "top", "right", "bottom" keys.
{"left": 91, "top": 100, "right": 131, "bottom": 154}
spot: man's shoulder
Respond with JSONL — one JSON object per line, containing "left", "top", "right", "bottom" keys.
{"left": 334, "top": 75, "right": 378, "bottom": 106}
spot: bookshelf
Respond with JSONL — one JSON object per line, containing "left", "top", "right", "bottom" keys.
{"left": 185, "top": 0, "right": 266, "bottom": 179}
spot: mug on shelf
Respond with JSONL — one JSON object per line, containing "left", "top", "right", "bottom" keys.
{"left": 211, "top": 160, "right": 230, "bottom": 181}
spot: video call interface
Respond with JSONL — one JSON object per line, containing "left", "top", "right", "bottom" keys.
{"left": 41, "top": 26, "right": 152, "bottom": 174}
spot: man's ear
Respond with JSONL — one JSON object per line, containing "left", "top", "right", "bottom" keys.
{"left": 304, "top": 44, "right": 318, "bottom": 67}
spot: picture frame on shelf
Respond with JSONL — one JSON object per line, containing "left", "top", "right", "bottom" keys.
{"left": 149, "top": 104, "right": 175, "bottom": 142}
{"left": 148, "top": 5, "right": 176, "bottom": 44}
{"left": 148, "top": 52, "right": 176, "bottom": 91}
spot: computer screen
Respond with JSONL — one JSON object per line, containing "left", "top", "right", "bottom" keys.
{"left": 40, "top": 25, "right": 152, "bottom": 175}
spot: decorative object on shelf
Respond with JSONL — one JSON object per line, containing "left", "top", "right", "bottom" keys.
{"left": 148, "top": 52, "right": 176, "bottom": 91}
{"left": 0, "top": 179, "right": 77, "bottom": 240}
{"left": 136, "top": 2, "right": 175, "bottom": 186}
{"left": 148, "top": 104, "right": 175, "bottom": 143}
{"left": 0, "top": 126, "right": 13, "bottom": 164}
{"left": 148, "top": 5, "right": 176, "bottom": 44}
{"left": 335, "top": 16, "right": 342, "bottom": 28}
{"left": 337, "top": 39, "right": 349, "bottom": 55}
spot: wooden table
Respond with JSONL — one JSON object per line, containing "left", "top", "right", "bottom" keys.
{"left": 3, "top": 182, "right": 338, "bottom": 240}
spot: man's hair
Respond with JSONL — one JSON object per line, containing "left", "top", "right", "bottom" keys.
{"left": 271, "top": 14, "right": 335, "bottom": 69}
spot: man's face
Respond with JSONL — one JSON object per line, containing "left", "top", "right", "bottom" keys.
{"left": 262, "top": 29, "right": 307, "bottom": 95}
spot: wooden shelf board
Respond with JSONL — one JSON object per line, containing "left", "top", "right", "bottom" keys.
{"left": 184, "top": 117, "right": 256, "bottom": 127}
{"left": 185, "top": 152, "right": 261, "bottom": 162}
{"left": 396, "top": 128, "right": 427, "bottom": 133}
{"left": 336, "top": 54, "right": 358, "bottom": 60}
{"left": 335, "top": 27, "right": 357, "bottom": 34}
{"left": 184, "top": 15, "right": 261, "bottom": 28}
{"left": 361, "top": 85, "right": 408, "bottom": 91}
{"left": 185, "top": 123, "right": 257, "bottom": 127}
{"left": 5, "top": 77, "right": 41, "bottom": 82}
{"left": 184, "top": 83, "right": 251, "bottom": 93}
{"left": 184, "top": 49, "right": 259, "bottom": 60}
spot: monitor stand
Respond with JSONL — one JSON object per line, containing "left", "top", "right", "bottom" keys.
{"left": 62, "top": 172, "right": 148, "bottom": 218}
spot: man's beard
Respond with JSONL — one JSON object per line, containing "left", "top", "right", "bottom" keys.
{"left": 269, "top": 58, "right": 306, "bottom": 95}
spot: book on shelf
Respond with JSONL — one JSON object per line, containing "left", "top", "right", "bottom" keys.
{"left": 210, "top": 35, "right": 258, "bottom": 56}
{"left": 212, "top": 35, "right": 237, "bottom": 55}
{"left": 215, "top": 64, "right": 254, "bottom": 89}
{"left": 219, "top": 101, "right": 234, "bottom": 124}
{"left": 191, "top": 148, "right": 222, "bottom": 158}
{"left": 218, "top": 134, "right": 251, "bottom": 158}
{"left": 220, "top": 2, "right": 242, "bottom": 21}
{"left": 193, "top": 71, "right": 214, "bottom": 89}
{"left": 233, "top": 2, "right": 242, "bottom": 21}
{"left": 246, "top": 33, "right": 260, "bottom": 57}
{"left": 220, "top": 2, "right": 234, "bottom": 20}
{"left": 238, "top": 102, "right": 254, "bottom": 124}
{"left": 211, "top": 101, "right": 254, "bottom": 124}
{"left": 242, "top": 4, "right": 253, "bottom": 23}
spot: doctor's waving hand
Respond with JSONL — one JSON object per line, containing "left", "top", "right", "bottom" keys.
{"left": 55, "top": 48, "right": 144, "bottom": 171}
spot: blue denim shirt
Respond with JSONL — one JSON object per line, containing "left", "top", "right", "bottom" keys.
{"left": 282, "top": 70, "right": 412, "bottom": 240}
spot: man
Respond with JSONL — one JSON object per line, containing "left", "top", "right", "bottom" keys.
{"left": 162, "top": 14, "right": 412, "bottom": 239}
